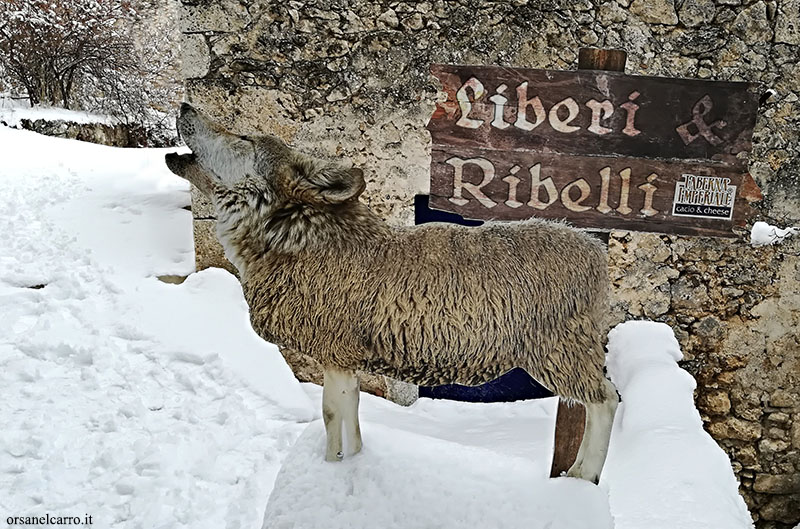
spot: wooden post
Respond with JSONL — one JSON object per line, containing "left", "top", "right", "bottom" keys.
{"left": 549, "top": 401, "right": 586, "bottom": 477}
{"left": 577, "top": 48, "right": 627, "bottom": 72}
{"left": 548, "top": 47, "right": 627, "bottom": 479}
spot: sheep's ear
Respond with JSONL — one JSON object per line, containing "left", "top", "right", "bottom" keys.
{"left": 297, "top": 165, "right": 366, "bottom": 204}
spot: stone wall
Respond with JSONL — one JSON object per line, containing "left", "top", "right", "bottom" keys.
{"left": 178, "top": 1, "right": 800, "bottom": 525}
{"left": 6, "top": 118, "right": 152, "bottom": 147}
{"left": 609, "top": 231, "right": 800, "bottom": 524}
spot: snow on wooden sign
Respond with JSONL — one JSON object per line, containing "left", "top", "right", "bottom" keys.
{"left": 427, "top": 64, "right": 763, "bottom": 237}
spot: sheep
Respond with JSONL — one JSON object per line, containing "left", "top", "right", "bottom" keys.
{"left": 165, "top": 103, "right": 619, "bottom": 483}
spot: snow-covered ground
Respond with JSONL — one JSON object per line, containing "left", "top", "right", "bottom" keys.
{"left": 0, "top": 126, "right": 753, "bottom": 528}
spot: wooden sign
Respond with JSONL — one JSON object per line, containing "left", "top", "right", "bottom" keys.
{"left": 427, "top": 64, "right": 763, "bottom": 237}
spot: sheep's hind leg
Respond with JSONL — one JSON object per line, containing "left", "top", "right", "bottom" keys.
{"left": 566, "top": 379, "right": 618, "bottom": 483}
{"left": 322, "top": 368, "right": 361, "bottom": 461}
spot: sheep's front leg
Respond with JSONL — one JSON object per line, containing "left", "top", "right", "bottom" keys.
{"left": 322, "top": 368, "right": 361, "bottom": 461}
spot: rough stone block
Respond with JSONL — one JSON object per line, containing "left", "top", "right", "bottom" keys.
{"left": 760, "top": 494, "right": 800, "bottom": 523}
{"left": 193, "top": 219, "right": 237, "bottom": 275}
{"left": 701, "top": 390, "right": 732, "bottom": 415}
{"left": 776, "top": 0, "right": 800, "bottom": 44}
{"left": 735, "top": 445, "right": 759, "bottom": 467}
{"left": 731, "top": 1, "right": 773, "bottom": 45}
{"left": 385, "top": 378, "right": 419, "bottom": 406}
{"left": 708, "top": 417, "right": 762, "bottom": 441}
{"left": 157, "top": 275, "right": 187, "bottom": 284}
{"left": 694, "top": 315, "right": 725, "bottom": 341}
{"left": 766, "top": 412, "right": 791, "bottom": 425}
{"left": 754, "top": 473, "right": 800, "bottom": 494}
{"left": 630, "top": 0, "right": 678, "bottom": 24}
{"left": 678, "top": 0, "right": 715, "bottom": 27}
{"left": 671, "top": 276, "right": 710, "bottom": 312}
{"left": 733, "top": 402, "right": 763, "bottom": 422}
{"left": 180, "top": 1, "right": 249, "bottom": 33}
{"left": 766, "top": 427, "right": 788, "bottom": 440}
{"left": 181, "top": 34, "right": 211, "bottom": 79}
{"left": 770, "top": 390, "right": 796, "bottom": 408}
{"left": 759, "top": 438, "right": 791, "bottom": 454}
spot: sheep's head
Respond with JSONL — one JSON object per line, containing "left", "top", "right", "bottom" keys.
{"left": 165, "top": 103, "right": 366, "bottom": 214}
{"left": 166, "top": 103, "right": 369, "bottom": 268}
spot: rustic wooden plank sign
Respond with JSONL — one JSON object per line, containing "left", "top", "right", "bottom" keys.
{"left": 427, "top": 63, "right": 763, "bottom": 237}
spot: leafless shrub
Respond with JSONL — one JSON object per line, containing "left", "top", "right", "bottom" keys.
{"left": 0, "top": 0, "right": 182, "bottom": 145}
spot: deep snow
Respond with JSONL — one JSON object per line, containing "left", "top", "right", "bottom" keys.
{"left": 0, "top": 125, "right": 753, "bottom": 528}
{"left": 261, "top": 321, "right": 754, "bottom": 529}
{"left": 263, "top": 420, "right": 614, "bottom": 529}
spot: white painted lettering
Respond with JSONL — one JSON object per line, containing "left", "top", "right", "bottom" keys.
{"left": 586, "top": 99, "right": 614, "bottom": 135}
{"left": 596, "top": 166, "right": 613, "bottom": 214}
{"left": 548, "top": 97, "right": 580, "bottom": 133}
{"left": 514, "top": 82, "right": 546, "bottom": 131}
{"left": 526, "top": 163, "right": 558, "bottom": 210}
{"left": 617, "top": 167, "right": 633, "bottom": 214}
{"left": 502, "top": 165, "right": 523, "bottom": 208}
{"left": 489, "top": 84, "right": 511, "bottom": 129}
{"left": 456, "top": 78, "right": 485, "bottom": 129}
{"left": 638, "top": 173, "right": 659, "bottom": 216}
{"left": 620, "top": 91, "right": 641, "bottom": 137}
{"left": 561, "top": 179, "right": 592, "bottom": 212}
{"left": 445, "top": 156, "right": 497, "bottom": 208}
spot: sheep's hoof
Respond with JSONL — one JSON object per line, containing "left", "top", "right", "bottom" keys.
{"left": 566, "top": 465, "right": 599, "bottom": 484}
{"left": 325, "top": 451, "right": 344, "bottom": 462}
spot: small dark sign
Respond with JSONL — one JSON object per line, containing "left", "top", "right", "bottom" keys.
{"left": 671, "top": 174, "right": 736, "bottom": 220}
{"left": 427, "top": 64, "right": 763, "bottom": 237}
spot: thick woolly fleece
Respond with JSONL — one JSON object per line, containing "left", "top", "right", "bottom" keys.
{"left": 168, "top": 103, "right": 614, "bottom": 406}
{"left": 244, "top": 211, "right": 611, "bottom": 404}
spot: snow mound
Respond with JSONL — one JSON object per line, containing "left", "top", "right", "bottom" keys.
{"left": 263, "top": 321, "right": 754, "bottom": 529}
{"left": 603, "top": 321, "right": 754, "bottom": 529}
{"left": 262, "top": 421, "right": 613, "bottom": 529}
{"left": 750, "top": 221, "right": 797, "bottom": 246}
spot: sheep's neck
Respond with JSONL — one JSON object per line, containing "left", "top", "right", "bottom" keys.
{"left": 218, "top": 200, "right": 390, "bottom": 278}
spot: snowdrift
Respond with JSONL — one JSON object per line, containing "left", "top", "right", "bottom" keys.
{"left": 604, "top": 321, "right": 754, "bottom": 529}
{"left": 261, "top": 421, "right": 613, "bottom": 529}
{"left": 0, "top": 126, "right": 314, "bottom": 529}
{"left": 263, "top": 321, "right": 754, "bottom": 529}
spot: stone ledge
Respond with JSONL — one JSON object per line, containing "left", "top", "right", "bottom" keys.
{"left": 754, "top": 473, "right": 800, "bottom": 494}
